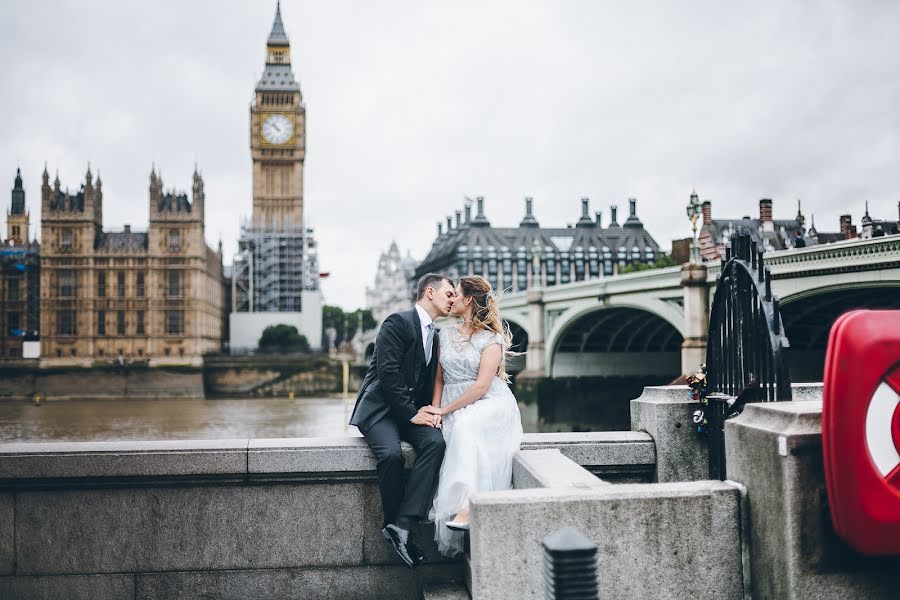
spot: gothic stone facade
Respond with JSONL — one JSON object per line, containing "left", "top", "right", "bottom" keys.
{"left": 39, "top": 166, "right": 223, "bottom": 366}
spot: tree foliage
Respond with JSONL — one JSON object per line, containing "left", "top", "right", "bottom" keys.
{"left": 322, "top": 306, "right": 377, "bottom": 348}
{"left": 619, "top": 255, "right": 677, "bottom": 274}
{"left": 258, "top": 324, "right": 310, "bottom": 353}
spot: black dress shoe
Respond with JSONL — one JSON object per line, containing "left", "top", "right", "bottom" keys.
{"left": 382, "top": 524, "right": 417, "bottom": 569}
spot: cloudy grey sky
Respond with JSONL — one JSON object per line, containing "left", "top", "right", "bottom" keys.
{"left": 2, "top": 1, "right": 898, "bottom": 309}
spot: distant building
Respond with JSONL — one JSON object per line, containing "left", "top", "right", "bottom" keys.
{"left": 365, "top": 241, "right": 418, "bottom": 324}
{"left": 230, "top": 2, "right": 322, "bottom": 352}
{"left": 39, "top": 165, "right": 224, "bottom": 366}
{"left": 697, "top": 195, "right": 899, "bottom": 261}
{"left": 415, "top": 196, "right": 663, "bottom": 291}
{"left": 1, "top": 169, "right": 40, "bottom": 358}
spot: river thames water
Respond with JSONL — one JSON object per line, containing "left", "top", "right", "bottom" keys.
{"left": 0, "top": 396, "right": 363, "bottom": 443}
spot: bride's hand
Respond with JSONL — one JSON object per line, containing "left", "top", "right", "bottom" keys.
{"left": 422, "top": 405, "right": 445, "bottom": 416}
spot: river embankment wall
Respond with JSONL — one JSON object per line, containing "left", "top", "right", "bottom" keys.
{"left": 0, "top": 355, "right": 364, "bottom": 401}
{"left": 0, "top": 432, "right": 655, "bottom": 599}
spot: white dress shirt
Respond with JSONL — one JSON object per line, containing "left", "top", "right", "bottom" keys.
{"left": 414, "top": 304, "right": 434, "bottom": 358}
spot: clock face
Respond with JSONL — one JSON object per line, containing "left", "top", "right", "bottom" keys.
{"left": 262, "top": 114, "right": 293, "bottom": 145}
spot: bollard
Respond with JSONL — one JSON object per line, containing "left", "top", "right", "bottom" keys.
{"left": 542, "top": 526, "right": 599, "bottom": 600}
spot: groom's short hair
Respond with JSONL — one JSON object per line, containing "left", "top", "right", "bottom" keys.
{"left": 416, "top": 273, "right": 454, "bottom": 300}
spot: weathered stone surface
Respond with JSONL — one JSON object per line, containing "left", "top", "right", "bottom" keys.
{"left": 790, "top": 382, "right": 823, "bottom": 402}
{"left": 512, "top": 449, "right": 608, "bottom": 490}
{"left": 521, "top": 431, "right": 654, "bottom": 466}
{"left": 469, "top": 481, "right": 742, "bottom": 600}
{"left": 0, "top": 574, "right": 134, "bottom": 599}
{"left": 135, "top": 566, "right": 421, "bottom": 600}
{"left": 0, "top": 439, "right": 248, "bottom": 479}
{"left": 726, "top": 400, "right": 900, "bottom": 599}
{"left": 360, "top": 482, "right": 454, "bottom": 566}
{"left": 248, "top": 436, "right": 414, "bottom": 474}
{"left": 631, "top": 385, "right": 708, "bottom": 482}
{"left": 422, "top": 580, "right": 471, "bottom": 600}
{"left": 15, "top": 483, "right": 365, "bottom": 575}
{"left": 0, "top": 494, "right": 12, "bottom": 575}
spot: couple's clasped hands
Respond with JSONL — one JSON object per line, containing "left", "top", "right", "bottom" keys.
{"left": 410, "top": 405, "right": 446, "bottom": 428}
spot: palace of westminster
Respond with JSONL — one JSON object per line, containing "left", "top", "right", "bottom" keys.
{"left": 0, "top": 3, "right": 321, "bottom": 365}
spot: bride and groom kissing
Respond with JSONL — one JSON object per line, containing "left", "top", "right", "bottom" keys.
{"left": 350, "top": 272, "right": 523, "bottom": 566}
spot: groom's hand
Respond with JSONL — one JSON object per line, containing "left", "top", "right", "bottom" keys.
{"left": 410, "top": 407, "right": 439, "bottom": 427}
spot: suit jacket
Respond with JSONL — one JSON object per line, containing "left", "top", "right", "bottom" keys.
{"left": 349, "top": 308, "right": 439, "bottom": 431}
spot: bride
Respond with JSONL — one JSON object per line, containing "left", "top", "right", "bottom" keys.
{"left": 424, "top": 275, "right": 524, "bottom": 557}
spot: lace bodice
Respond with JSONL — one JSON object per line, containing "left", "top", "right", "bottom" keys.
{"left": 438, "top": 326, "right": 504, "bottom": 386}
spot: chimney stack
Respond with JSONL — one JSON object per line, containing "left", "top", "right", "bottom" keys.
{"left": 472, "top": 196, "right": 491, "bottom": 226}
{"left": 839, "top": 214, "right": 853, "bottom": 239}
{"left": 759, "top": 198, "right": 774, "bottom": 231}
{"left": 702, "top": 200, "right": 712, "bottom": 226}
{"left": 464, "top": 203, "right": 471, "bottom": 224}
{"left": 629, "top": 198, "right": 637, "bottom": 217}
{"left": 124, "top": 224, "right": 131, "bottom": 234}
{"left": 519, "top": 196, "right": 539, "bottom": 228}
{"left": 455, "top": 210, "right": 461, "bottom": 229}
{"left": 595, "top": 211, "right": 602, "bottom": 228}
{"left": 437, "top": 222, "right": 442, "bottom": 236}
{"left": 610, "top": 205, "right": 619, "bottom": 226}
{"left": 576, "top": 197, "right": 594, "bottom": 227}
{"left": 446, "top": 216, "right": 453, "bottom": 232}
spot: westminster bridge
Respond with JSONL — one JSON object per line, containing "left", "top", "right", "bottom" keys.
{"left": 496, "top": 235, "right": 900, "bottom": 382}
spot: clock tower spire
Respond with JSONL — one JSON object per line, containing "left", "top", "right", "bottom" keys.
{"left": 250, "top": 0, "right": 305, "bottom": 231}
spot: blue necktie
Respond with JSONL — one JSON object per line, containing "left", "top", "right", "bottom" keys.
{"left": 425, "top": 323, "right": 435, "bottom": 365}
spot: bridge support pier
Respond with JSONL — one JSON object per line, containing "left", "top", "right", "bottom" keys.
{"left": 680, "top": 262, "right": 709, "bottom": 375}
{"left": 522, "top": 289, "right": 545, "bottom": 377}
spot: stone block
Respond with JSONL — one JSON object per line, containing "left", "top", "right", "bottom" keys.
{"left": 0, "top": 574, "right": 134, "bottom": 599}
{"left": 512, "top": 449, "right": 607, "bottom": 490}
{"left": 469, "top": 481, "right": 742, "bottom": 600}
{"left": 135, "top": 565, "right": 421, "bottom": 600}
{"left": 631, "top": 385, "right": 708, "bottom": 482}
{"left": 521, "top": 431, "right": 656, "bottom": 482}
{"left": 249, "top": 437, "right": 416, "bottom": 475}
{"left": 361, "top": 482, "right": 454, "bottom": 566}
{"left": 0, "top": 439, "right": 248, "bottom": 480}
{"left": 726, "top": 400, "right": 900, "bottom": 599}
{"left": 0, "top": 494, "right": 12, "bottom": 575}
{"left": 15, "top": 482, "right": 365, "bottom": 575}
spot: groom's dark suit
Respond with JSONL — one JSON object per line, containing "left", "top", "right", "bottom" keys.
{"left": 350, "top": 308, "right": 445, "bottom": 529}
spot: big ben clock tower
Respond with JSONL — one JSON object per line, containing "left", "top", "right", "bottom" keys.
{"left": 231, "top": 1, "right": 322, "bottom": 351}
{"left": 250, "top": 1, "right": 305, "bottom": 231}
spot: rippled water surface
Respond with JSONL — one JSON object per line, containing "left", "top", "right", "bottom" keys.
{"left": 0, "top": 396, "right": 362, "bottom": 442}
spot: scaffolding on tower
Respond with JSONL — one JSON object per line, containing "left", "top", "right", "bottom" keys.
{"left": 231, "top": 216, "right": 319, "bottom": 314}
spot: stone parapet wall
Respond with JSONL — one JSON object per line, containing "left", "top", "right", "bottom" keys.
{"left": 0, "top": 366, "right": 204, "bottom": 401}
{"left": 0, "top": 433, "right": 647, "bottom": 599}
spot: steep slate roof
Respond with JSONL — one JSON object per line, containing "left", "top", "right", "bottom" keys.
{"left": 48, "top": 189, "right": 85, "bottom": 212}
{"left": 256, "top": 2, "right": 301, "bottom": 92}
{"left": 417, "top": 199, "right": 662, "bottom": 274}
{"left": 95, "top": 231, "right": 149, "bottom": 252}
{"left": 157, "top": 192, "right": 192, "bottom": 213}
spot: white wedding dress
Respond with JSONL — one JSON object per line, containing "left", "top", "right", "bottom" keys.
{"left": 430, "top": 326, "right": 524, "bottom": 557}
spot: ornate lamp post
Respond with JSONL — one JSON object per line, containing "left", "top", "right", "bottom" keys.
{"left": 686, "top": 190, "right": 702, "bottom": 263}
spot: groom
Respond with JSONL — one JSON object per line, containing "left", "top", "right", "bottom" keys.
{"left": 350, "top": 272, "right": 456, "bottom": 568}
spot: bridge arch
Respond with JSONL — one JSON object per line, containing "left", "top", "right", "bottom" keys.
{"left": 548, "top": 304, "right": 684, "bottom": 379}
{"left": 544, "top": 297, "right": 684, "bottom": 376}
{"left": 780, "top": 282, "right": 900, "bottom": 381}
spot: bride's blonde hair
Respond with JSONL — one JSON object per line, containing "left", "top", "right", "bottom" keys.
{"left": 457, "top": 276, "right": 523, "bottom": 383}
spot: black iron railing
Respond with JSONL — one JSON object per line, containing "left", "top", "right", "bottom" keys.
{"left": 702, "top": 228, "right": 792, "bottom": 478}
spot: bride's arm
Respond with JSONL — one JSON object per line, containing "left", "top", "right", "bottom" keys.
{"left": 431, "top": 361, "right": 444, "bottom": 409}
{"left": 426, "top": 344, "right": 502, "bottom": 416}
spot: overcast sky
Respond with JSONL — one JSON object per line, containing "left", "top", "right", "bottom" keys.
{"left": 2, "top": 1, "right": 898, "bottom": 309}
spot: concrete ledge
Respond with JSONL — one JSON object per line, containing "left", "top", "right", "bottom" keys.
{"left": 0, "top": 432, "right": 655, "bottom": 485}
{"left": 512, "top": 449, "right": 608, "bottom": 490}
{"left": 469, "top": 480, "right": 742, "bottom": 600}
{"left": 0, "top": 439, "right": 248, "bottom": 480}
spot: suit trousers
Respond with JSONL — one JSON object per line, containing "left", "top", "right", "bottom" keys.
{"left": 362, "top": 414, "right": 446, "bottom": 528}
